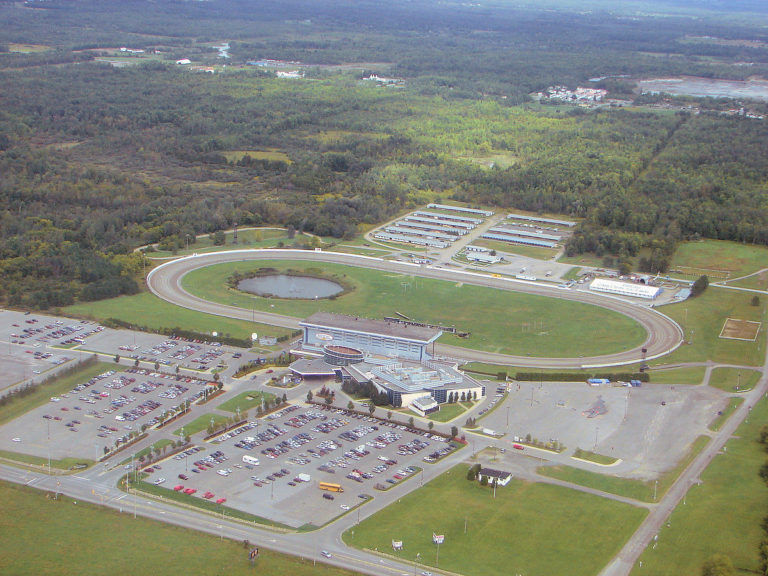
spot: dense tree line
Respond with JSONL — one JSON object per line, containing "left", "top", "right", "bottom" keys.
{"left": 0, "top": 0, "right": 767, "bottom": 307}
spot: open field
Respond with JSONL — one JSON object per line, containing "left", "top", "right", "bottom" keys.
{"left": 0, "top": 481, "right": 354, "bottom": 576}
{"left": 539, "top": 435, "right": 710, "bottom": 503}
{"left": 64, "top": 292, "right": 291, "bottom": 343}
{"left": 344, "top": 465, "right": 647, "bottom": 576}
{"left": 217, "top": 390, "right": 275, "bottom": 413}
{"left": 656, "top": 288, "right": 766, "bottom": 366}
{"left": 427, "top": 402, "right": 468, "bottom": 423}
{"left": 708, "top": 367, "right": 761, "bottom": 392}
{"left": 671, "top": 240, "right": 768, "bottom": 280}
{"left": 182, "top": 260, "right": 647, "bottom": 358}
{"left": 0, "top": 361, "right": 113, "bottom": 428}
{"left": 558, "top": 252, "right": 606, "bottom": 268}
{"left": 728, "top": 270, "right": 768, "bottom": 291}
{"left": 631, "top": 397, "right": 768, "bottom": 576}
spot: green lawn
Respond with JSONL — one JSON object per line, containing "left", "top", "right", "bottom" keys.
{"left": 539, "top": 435, "right": 710, "bottom": 503}
{"left": 64, "top": 291, "right": 291, "bottom": 343}
{"left": 428, "top": 403, "right": 467, "bottom": 422}
{"left": 656, "top": 287, "right": 766, "bottom": 366}
{"left": 708, "top": 367, "right": 761, "bottom": 393}
{"left": 671, "top": 239, "right": 768, "bottom": 280}
{"left": 217, "top": 390, "right": 276, "bottom": 413}
{"left": 344, "top": 465, "right": 647, "bottom": 576}
{"left": 174, "top": 413, "right": 230, "bottom": 437}
{"left": 647, "top": 366, "right": 707, "bottom": 385}
{"left": 0, "top": 481, "right": 355, "bottom": 576}
{"left": 0, "top": 360, "right": 114, "bottom": 427}
{"left": 182, "top": 260, "right": 647, "bottom": 358}
{"left": 709, "top": 397, "right": 744, "bottom": 432}
{"left": 631, "top": 397, "right": 768, "bottom": 576}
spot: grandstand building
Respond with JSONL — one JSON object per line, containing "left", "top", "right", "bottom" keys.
{"left": 290, "top": 312, "right": 485, "bottom": 411}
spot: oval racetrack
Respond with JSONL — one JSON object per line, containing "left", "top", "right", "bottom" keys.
{"left": 147, "top": 249, "right": 684, "bottom": 369}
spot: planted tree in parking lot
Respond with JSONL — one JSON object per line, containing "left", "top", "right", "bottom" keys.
{"left": 306, "top": 390, "right": 313, "bottom": 403}
{"left": 368, "top": 404, "right": 375, "bottom": 416}
{"left": 428, "top": 422, "right": 434, "bottom": 431}
{"left": 387, "top": 410, "right": 393, "bottom": 421}
{"left": 408, "top": 417, "right": 414, "bottom": 428}
{"left": 347, "top": 400, "right": 354, "bottom": 410}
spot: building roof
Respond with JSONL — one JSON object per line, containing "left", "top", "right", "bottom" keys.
{"left": 301, "top": 312, "right": 441, "bottom": 344}
{"left": 288, "top": 357, "right": 338, "bottom": 377}
{"left": 589, "top": 278, "right": 662, "bottom": 299}
{"left": 478, "top": 468, "right": 512, "bottom": 480}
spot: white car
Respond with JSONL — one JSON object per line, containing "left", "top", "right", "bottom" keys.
{"left": 321, "top": 551, "right": 332, "bottom": 558}
{"left": 12, "top": 437, "right": 21, "bottom": 443}
{"left": 340, "top": 504, "right": 350, "bottom": 510}
{"left": 153, "top": 478, "right": 166, "bottom": 485}
{"left": 216, "top": 470, "right": 230, "bottom": 476}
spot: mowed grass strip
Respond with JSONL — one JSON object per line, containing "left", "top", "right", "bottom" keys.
{"left": 64, "top": 291, "right": 290, "bottom": 342}
{"left": 631, "top": 397, "right": 768, "bottom": 576}
{"left": 646, "top": 366, "right": 707, "bottom": 385}
{"left": 175, "top": 413, "right": 230, "bottom": 437}
{"left": 0, "top": 360, "right": 114, "bottom": 427}
{"left": 183, "top": 260, "right": 646, "bottom": 358}
{"left": 0, "top": 481, "right": 355, "bottom": 576}
{"left": 344, "top": 466, "right": 647, "bottom": 576}
{"left": 708, "top": 397, "right": 743, "bottom": 432}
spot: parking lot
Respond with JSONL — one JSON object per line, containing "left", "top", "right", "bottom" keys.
{"left": 144, "top": 405, "right": 456, "bottom": 528}
{"left": 0, "top": 366, "right": 210, "bottom": 460}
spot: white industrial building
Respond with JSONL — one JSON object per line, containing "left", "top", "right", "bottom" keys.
{"left": 589, "top": 278, "right": 662, "bottom": 300}
{"left": 406, "top": 215, "right": 475, "bottom": 230}
{"left": 466, "top": 251, "right": 501, "bottom": 264}
{"left": 490, "top": 226, "right": 562, "bottom": 242}
{"left": 374, "top": 231, "right": 449, "bottom": 249}
{"left": 427, "top": 203, "right": 494, "bottom": 217}
{"left": 414, "top": 210, "right": 482, "bottom": 225}
{"left": 384, "top": 225, "right": 458, "bottom": 241}
{"left": 481, "top": 232, "right": 556, "bottom": 248}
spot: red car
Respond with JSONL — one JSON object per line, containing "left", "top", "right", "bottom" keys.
{"left": 216, "top": 498, "right": 227, "bottom": 504}
{"left": 513, "top": 444, "right": 524, "bottom": 450}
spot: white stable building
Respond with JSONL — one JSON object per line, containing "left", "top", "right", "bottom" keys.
{"left": 589, "top": 278, "right": 662, "bottom": 300}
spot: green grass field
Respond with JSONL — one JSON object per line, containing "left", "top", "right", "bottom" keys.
{"left": 646, "top": 366, "right": 707, "bottom": 385}
{"left": 217, "top": 390, "right": 275, "bottom": 413}
{"left": 0, "top": 361, "right": 114, "bottom": 428}
{"left": 539, "top": 435, "right": 710, "bottom": 503}
{"left": 656, "top": 287, "right": 766, "bottom": 366}
{"left": 0, "top": 481, "right": 355, "bottom": 576}
{"left": 631, "top": 397, "right": 768, "bottom": 576}
{"left": 428, "top": 402, "right": 467, "bottom": 422}
{"left": 728, "top": 270, "right": 768, "bottom": 291}
{"left": 572, "top": 448, "right": 618, "bottom": 465}
{"left": 182, "top": 260, "right": 647, "bottom": 358}
{"left": 708, "top": 367, "right": 761, "bottom": 392}
{"left": 671, "top": 240, "right": 768, "bottom": 280}
{"left": 344, "top": 465, "right": 647, "bottom": 576}
{"left": 64, "top": 291, "right": 291, "bottom": 344}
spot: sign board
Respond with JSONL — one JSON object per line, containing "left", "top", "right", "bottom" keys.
{"left": 316, "top": 333, "right": 333, "bottom": 341}
{"left": 432, "top": 533, "right": 444, "bottom": 544}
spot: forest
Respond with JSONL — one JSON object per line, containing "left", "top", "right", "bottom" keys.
{"left": 1, "top": 0, "right": 767, "bottom": 307}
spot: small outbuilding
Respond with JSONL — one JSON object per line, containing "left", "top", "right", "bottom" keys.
{"left": 477, "top": 468, "right": 513, "bottom": 486}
